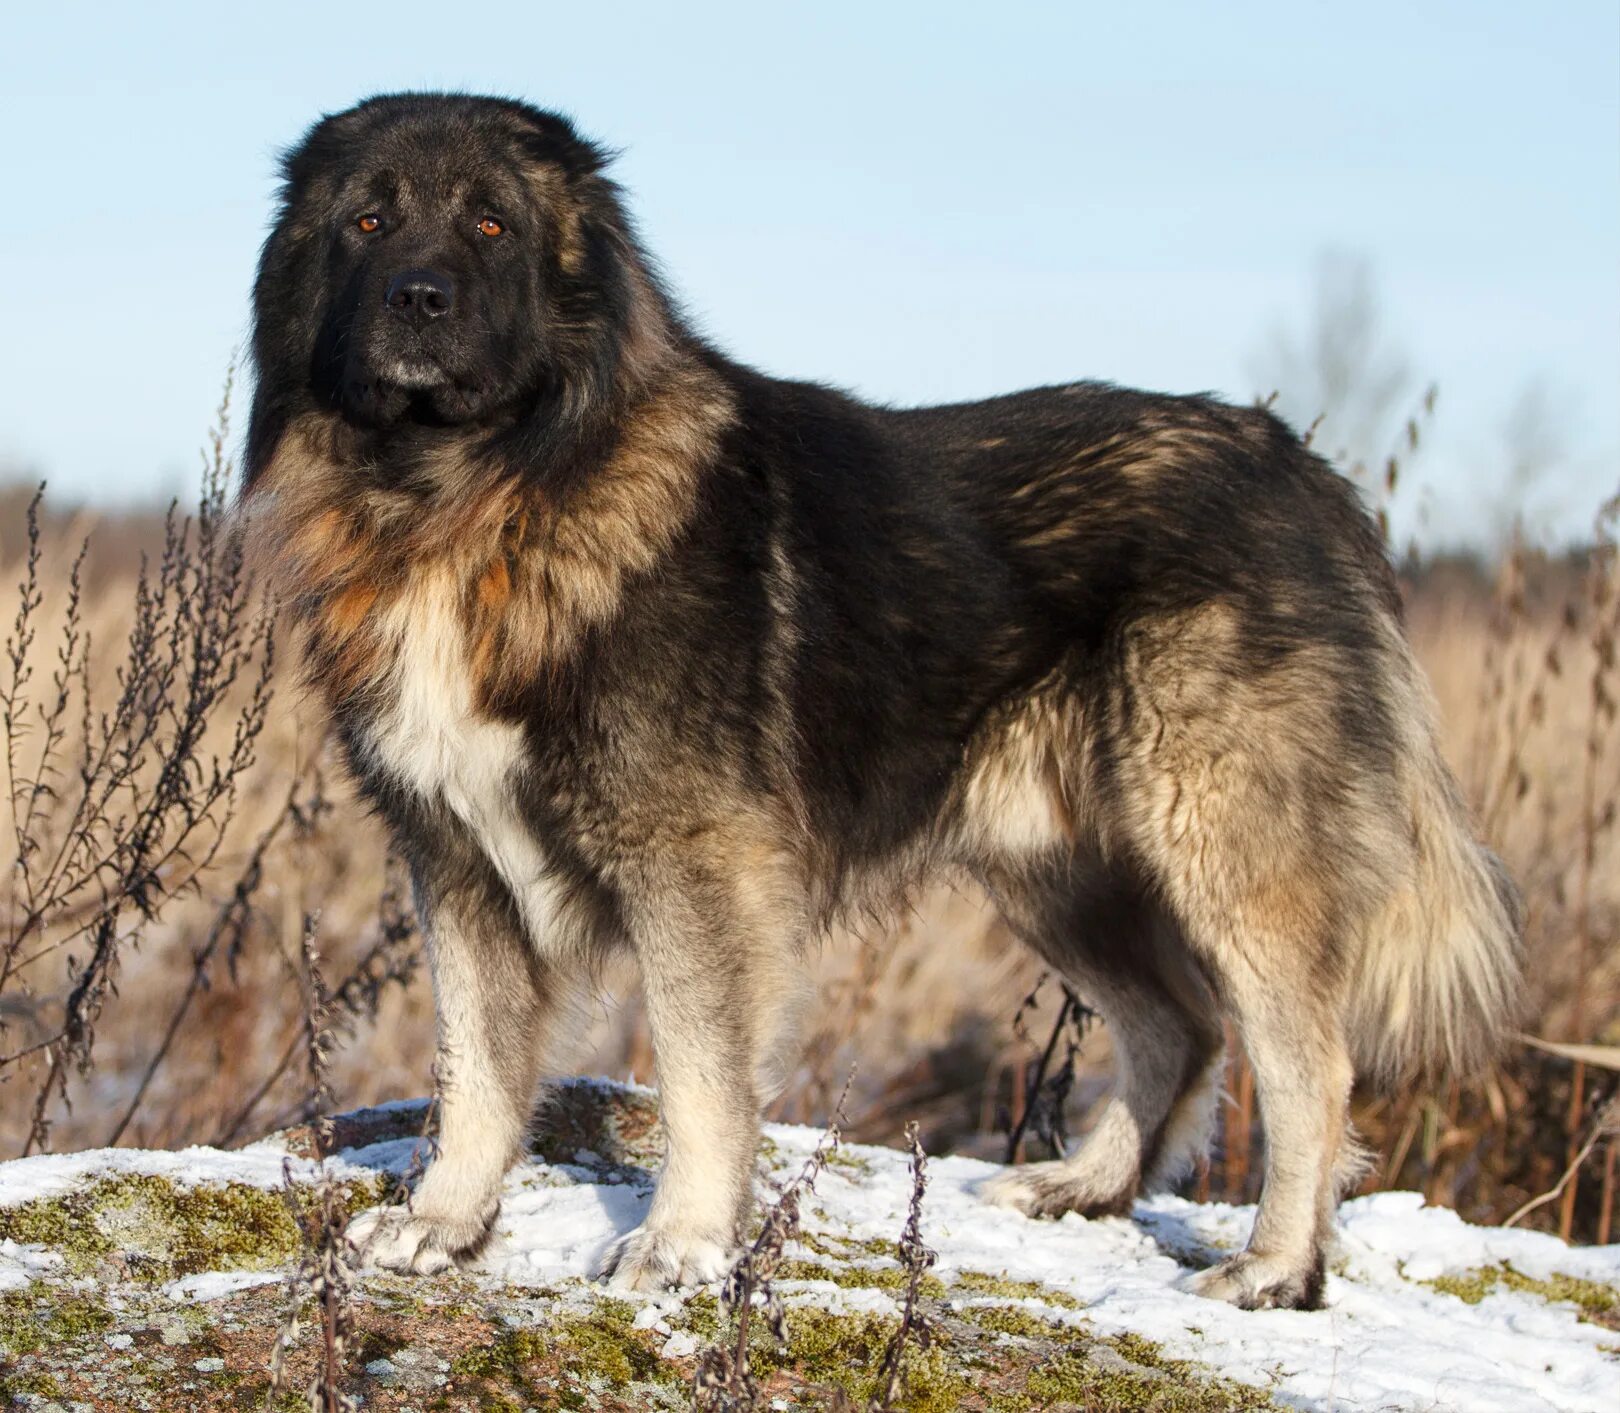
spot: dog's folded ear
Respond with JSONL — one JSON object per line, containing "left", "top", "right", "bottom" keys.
{"left": 500, "top": 100, "right": 617, "bottom": 180}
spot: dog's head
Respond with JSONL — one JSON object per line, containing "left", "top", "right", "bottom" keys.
{"left": 248, "top": 93, "right": 654, "bottom": 481}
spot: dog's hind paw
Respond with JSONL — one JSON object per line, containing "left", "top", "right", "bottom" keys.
{"left": 347, "top": 1203, "right": 495, "bottom": 1276}
{"left": 1183, "top": 1250, "right": 1325, "bottom": 1311}
{"left": 598, "top": 1223, "right": 734, "bottom": 1293}
{"left": 981, "top": 1161, "right": 1134, "bottom": 1220}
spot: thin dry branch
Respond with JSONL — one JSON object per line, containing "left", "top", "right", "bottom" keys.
{"left": 867, "top": 1122, "right": 936, "bottom": 1412}
{"left": 1504, "top": 1092, "right": 1620, "bottom": 1229}
{"left": 266, "top": 915, "right": 360, "bottom": 1413}
{"left": 695, "top": 1075, "right": 854, "bottom": 1412}
{"left": 1, "top": 377, "right": 277, "bottom": 1154}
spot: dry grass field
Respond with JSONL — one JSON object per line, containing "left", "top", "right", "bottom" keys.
{"left": 2, "top": 405, "right": 1615, "bottom": 1247}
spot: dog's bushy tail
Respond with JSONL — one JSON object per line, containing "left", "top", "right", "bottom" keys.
{"left": 1346, "top": 643, "right": 1525, "bottom": 1089}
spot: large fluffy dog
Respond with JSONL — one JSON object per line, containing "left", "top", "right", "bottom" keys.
{"left": 244, "top": 92, "right": 1522, "bottom": 1309}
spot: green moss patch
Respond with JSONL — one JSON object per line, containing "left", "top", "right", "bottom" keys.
{"left": 774, "top": 1255, "right": 947, "bottom": 1300}
{"left": 0, "top": 1170, "right": 387, "bottom": 1281}
{"left": 557, "top": 1302, "right": 675, "bottom": 1387}
{"left": 1015, "top": 1340, "right": 1282, "bottom": 1412}
{"left": 672, "top": 1289, "right": 722, "bottom": 1341}
{"left": 447, "top": 1305, "right": 677, "bottom": 1409}
{"left": 795, "top": 1229, "right": 918, "bottom": 1265}
{"left": 0, "top": 1288, "right": 113, "bottom": 1354}
{"left": 757, "top": 1307, "right": 972, "bottom": 1412}
{"left": 959, "top": 1302, "right": 1070, "bottom": 1341}
{"left": 952, "top": 1269, "right": 1085, "bottom": 1311}
{"left": 448, "top": 1325, "right": 550, "bottom": 1380}
{"left": 0, "top": 1369, "right": 65, "bottom": 1403}
{"left": 1426, "top": 1262, "right": 1620, "bottom": 1329}
{"left": 822, "top": 1146, "right": 877, "bottom": 1178}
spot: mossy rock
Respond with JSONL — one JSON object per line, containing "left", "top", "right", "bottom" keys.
{"left": 952, "top": 1269, "right": 1085, "bottom": 1311}
{"left": 273, "top": 1100, "right": 435, "bottom": 1159}
{"left": 0, "top": 1288, "right": 113, "bottom": 1355}
{"left": 527, "top": 1078, "right": 663, "bottom": 1168}
{"left": 445, "top": 1300, "right": 680, "bottom": 1407}
{"left": 0, "top": 1170, "right": 386, "bottom": 1282}
{"left": 2, "top": 1085, "right": 1601, "bottom": 1410}
{"left": 272, "top": 1079, "right": 663, "bottom": 1171}
{"left": 1016, "top": 1338, "right": 1281, "bottom": 1412}
{"left": 681, "top": 1296, "right": 1280, "bottom": 1412}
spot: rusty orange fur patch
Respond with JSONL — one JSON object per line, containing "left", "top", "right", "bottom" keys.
{"left": 326, "top": 583, "right": 379, "bottom": 637}
{"left": 477, "top": 558, "right": 512, "bottom": 611}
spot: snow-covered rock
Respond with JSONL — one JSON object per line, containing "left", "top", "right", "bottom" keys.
{"left": 0, "top": 1079, "right": 1613, "bottom": 1411}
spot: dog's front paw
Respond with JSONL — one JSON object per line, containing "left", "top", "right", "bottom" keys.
{"left": 981, "top": 1161, "right": 1134, "bottom": 1220}
{"left": 1183, "top": 1250, "right": 1325, "bottom": 1311}
{"left": 347, "top": 1203, "right": 496, "bottom": 1276}
{"left": 597, "top": 1223, "right": 734, "bottom": 1293}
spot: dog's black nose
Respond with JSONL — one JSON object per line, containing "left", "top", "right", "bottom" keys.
{"left": 384, "top": 269, "right": 454, "bottom": 324}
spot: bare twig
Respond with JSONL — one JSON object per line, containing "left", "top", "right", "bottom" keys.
{"left": 267, "top": 915, "right": 359, "bottom": 1413}
{"left": 868, "top": 1122, "right": 936, "bottom": 1412}
{"left": 1504, "top": 1092, "right": 1620, "bottom": 1229}
{"left": 1005, "top": 974, "right": 1093, "bottom": 1164}
{"left": 695, "top": 1074, "right": 853, "bottom": 1412}
{"left": 211, "top": 856, "right": 421, "bottom": 1148}
{"left": 102, "top": 764, "right": 320, "bottom": 1146}
{"left": 1, "top": 375, "right": 278, "bottom": 1155}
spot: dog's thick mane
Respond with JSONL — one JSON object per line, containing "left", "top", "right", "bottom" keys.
{"left": 245, "top": 351, "right": 733, "bottom": 711}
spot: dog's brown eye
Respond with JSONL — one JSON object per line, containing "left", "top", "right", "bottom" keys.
{"left": 477, "top": 217, "right": 504, "bottom": 238}
{"left": 356, "top": 213, "right": 382, "bottom": 234}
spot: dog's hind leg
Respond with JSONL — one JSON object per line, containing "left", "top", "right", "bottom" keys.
{"left": 1124, "top": 704, "right": 1360, "bottom": 1309}
{"left": 1117, "top": 783, "right": 1357, "bottom": 1310}
{"left": 1178, "top": 932, "right": 1354, "bottom": 1310}
{"left": 982, "top": 864, "right": 1224, "bottom": 1220}
{"left": 1140, "top": 943, "right": 1226, "bottom": 1193}
{"left": 1094, "top": 596, "right": 1410, "bottom": 1309}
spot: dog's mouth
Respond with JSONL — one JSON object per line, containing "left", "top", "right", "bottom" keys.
{"left": 380, "top": 352, "right": 453, "bottom": 392}
{"left": 328, "top": 306, "right": 527, "bottom": 431}
{"left": 342, "top": 344, "right": 486, "bottom": 428}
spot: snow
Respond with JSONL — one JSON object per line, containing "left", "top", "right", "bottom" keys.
{"left": 0, "top": 1136, "right": 379, "bottom": 1209}
{"left": 0, "top": 1236, "right": 61, "bottom": 1291}
{"left": 3, "top": 1088, "right": 1616, "bottom": 1411}
{"left": 162, "top": 1269, "right": 286, "bottom": 1302}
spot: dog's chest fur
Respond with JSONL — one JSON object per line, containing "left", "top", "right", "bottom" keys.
{"left": 357, "top": 576, "right": 557, "bottom": 942}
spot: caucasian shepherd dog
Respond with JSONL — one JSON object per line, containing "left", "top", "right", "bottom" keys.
{"left": 244, "top": 92, "right": 1523, "bottom": 1310}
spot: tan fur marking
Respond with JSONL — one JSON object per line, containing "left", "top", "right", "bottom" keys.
{"left": 957, "top": 686, "right": 1086, "bottom": 857}
{"left": 477, "top": 557, "right": 512, "bottom": 611}
{"left": 520, "top": 160, "right": 587, "bottom": 275}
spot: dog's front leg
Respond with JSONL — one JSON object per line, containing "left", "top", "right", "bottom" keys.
{"left": 350, "top": 850, "right": 567, "bottom": 1273}
{"left": 600, "top": 854, "right": 800, "bottom": 1292}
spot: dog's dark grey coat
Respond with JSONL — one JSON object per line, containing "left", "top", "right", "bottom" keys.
{"left": 244, "top": 93, "right": 1522, "bottom": 1307}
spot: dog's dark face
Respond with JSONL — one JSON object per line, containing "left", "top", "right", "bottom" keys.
{"left": 310, "top": 120, "right": 548, "bottom": 429}
{"left": 251, "top": 95, "right": 618, "bottom": 444}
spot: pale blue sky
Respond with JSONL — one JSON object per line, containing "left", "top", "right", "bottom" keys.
{"left": 1, "top": 1, "right": 1615, "bottom": 544}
